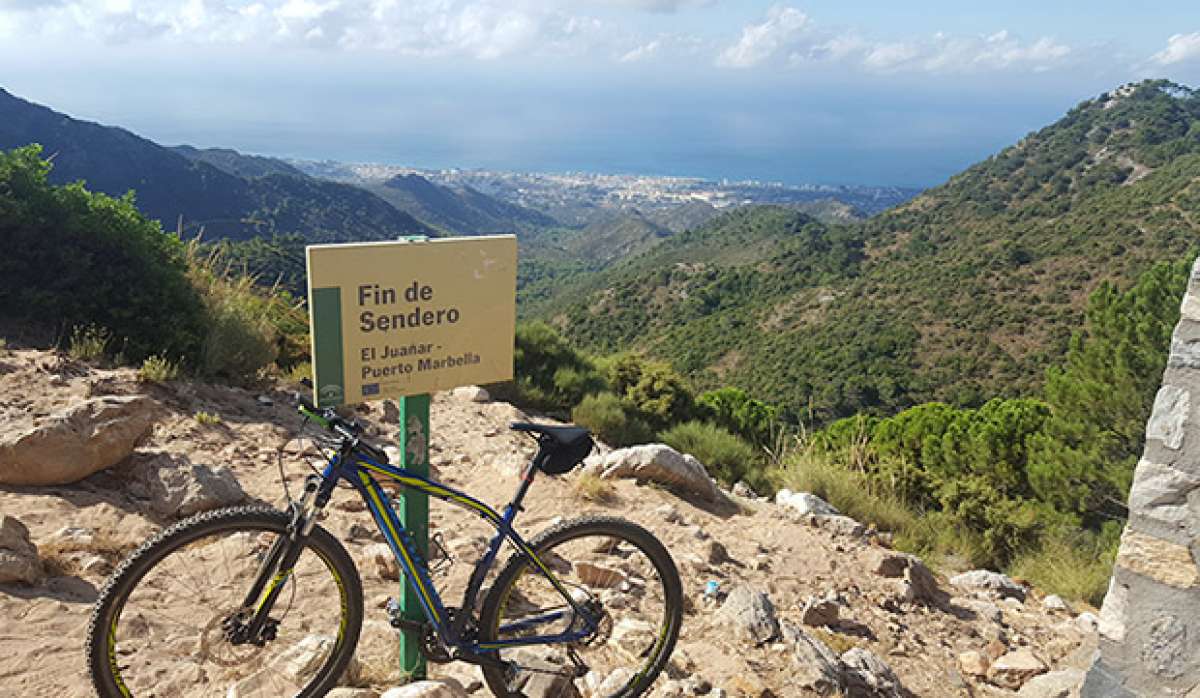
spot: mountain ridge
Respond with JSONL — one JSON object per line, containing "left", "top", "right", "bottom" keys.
{"left": 527, "top": 80, "right": 1200, "bottom": 422}
{"left": 0, "top": 88, "right": 432, "bottom": 241}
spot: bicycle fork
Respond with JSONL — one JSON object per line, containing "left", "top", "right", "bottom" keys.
{"left": 229, "top": 475, "right": 326, "bottom": 645}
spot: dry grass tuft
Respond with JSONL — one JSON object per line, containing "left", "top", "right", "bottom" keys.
{"left": 573, "top": 471, "right": 618, "bottom": 504}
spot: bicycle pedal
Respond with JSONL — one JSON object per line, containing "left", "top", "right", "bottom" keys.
{"left": 385, "top": 597, "right": 425, "bottom": 634}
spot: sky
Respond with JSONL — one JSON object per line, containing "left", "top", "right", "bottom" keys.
{"left": 1, "top": 1, "right": 1199, "bottom": 187}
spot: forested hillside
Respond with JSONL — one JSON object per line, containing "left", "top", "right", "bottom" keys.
{"left": 530, "top": 80, "right": 1200, "bottom": 423}
{"left": 0, "top": 89, "right": 432, "bottom": 241}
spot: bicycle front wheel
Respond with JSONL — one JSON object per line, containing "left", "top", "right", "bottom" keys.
{"left": 478, "top": 516, "right": 683, "bottom": 698}
{"left": 86, "top": 506, "right": 364, "bottom": 698}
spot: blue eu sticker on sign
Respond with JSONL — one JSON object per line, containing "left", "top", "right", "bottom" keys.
{"left": 362, "top": 383, "right": 380, "bottom": 397}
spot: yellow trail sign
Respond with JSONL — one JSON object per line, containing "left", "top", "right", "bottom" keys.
{"left": 306, "top": 235, "right": 517, "bottom": 406}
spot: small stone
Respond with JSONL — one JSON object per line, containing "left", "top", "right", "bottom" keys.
{"left": 574, "top": 561, "right": 627, "bottom": 588}
{"left": 380, "top": 679, "right": 467, "bottom": 698}
{"left": 775, "top": 489, "right": 839, "bottom": 516}
{"left": 1075, "top": 612, "right": 1099, "bottom": 634}
{"left": 366, "top": 543, "right": 399, "bottom": 581}
{"left": 962, "top": 598, "right": 1003, "bottom": 624}
{"left": 732, "top": 481, "right": 758, "bottom": 499}
{"left": 256, "top": 394, "right": 274, "bottom": 406}
{"left": 381, "top": 400, "right": 400, "bottom": 424}
{"left": 985, "top": 637, "right": 1009, "bottom": 661}
{"left": 654, "top": 504, "right": 682, "bottom": 523}
{"left": 274, "top": 634, "right": 336, "bottom": 681}
{"left": 451, "top": 386, "right": 491, "bottom": 403}
{"left": 841, "top": 647, "right": 904, "bottom": 697}
{"left": 814, "top": 514, "right": 866, "bottom": 538}
{"left": 800, "top": 593, "right": 840, "bottom": 627}
{"left": 610, "top": 618, "right": 656, "bottom": 659}
{"left": 949, "top": 570, "right": 1027, "bottom": 601}
{"left": 0, "top": 515, "right": 43, "bottom": 585}
{"left": 704, "top": 539, "right": 730, "bottom": 565}
{"left": 1041, "top": 594, "right": 1070, "bottom": 613}
{"left": 987, "top": 649, "right": 1047, "bottom": 690}
{"left": 715, "top": 586, "right": 779, "bottom": 645}
{"left": 958, "top": 650, "right": 989, "bottom": 677}
{"left": 1015, "top": 668, "right": 1085, "bottom": 698}
{"left": 348, "top": 523, "right": 380, "bottom": 541}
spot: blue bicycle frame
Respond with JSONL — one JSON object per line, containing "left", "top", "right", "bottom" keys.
{"left": 316, "top": 443, "right": 598, "bottom": 657}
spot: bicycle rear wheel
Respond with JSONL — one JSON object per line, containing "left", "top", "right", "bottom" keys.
{"left": 478, "top": 516, "right": 682, "bottom": 698}
{"left": 86, "top": 506, "right": 364, "bottom": 698}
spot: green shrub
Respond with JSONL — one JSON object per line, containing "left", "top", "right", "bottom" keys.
{"left": 658, "top": 420, "right": 759, "bottom": 485}
{"left": 0, "top": 145, "right": 205, "bottom": 362}
{"left": 698, "top": 387, "right": 779, "bottom": 445}
{"left": 287, "top": 361, "right": 314, "bottom": 384}
{"left": 138, "top": 355, "right": 180, "bottom": 382}
{"left": 67, "top": 325, "right": 112, "bottom": 363}
{"left": 605, "top": 354, "right": 697, "bottom": 429}
{"left": 512, "top": 322, "right": 606, "bottom": 414}
{"left": 572, "top": 392, "right": 652, "bottom": 447}
{"left": 186, "top": 242, "right": 293, "bottom": 384}
{"left": 194, "top": 411, "right": 222, "bottom": 425}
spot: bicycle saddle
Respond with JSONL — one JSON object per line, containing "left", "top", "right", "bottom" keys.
{"left": 509, "top": 422, "right": 591, "bottom": 447}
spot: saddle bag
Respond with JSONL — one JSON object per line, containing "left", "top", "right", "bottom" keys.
{"left": 540, "top": 434, "right": 595, "bottom": 475}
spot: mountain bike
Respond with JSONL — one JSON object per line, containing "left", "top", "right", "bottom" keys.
{"left": 85, "top": 393, "right": 682, "bottom": 697}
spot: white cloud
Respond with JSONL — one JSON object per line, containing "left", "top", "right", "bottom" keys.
{"left": 717, "top": 5, "right": 1073, "bottom": 75}
{"left": 599, "top": 0, "right": 714, "bottom": 12}
{"left": 716, "top": 4, "right": 809, "bottom": 68}
{"left": 862, "top": 42, "right": 920, "bottom": 72}
{"left": 0, "top": 0, "right": 618, "bottom": 58}
{"left": 1152, "top": 32, "right": 1200, "bottom": 65}
{"left": 0, "top": 0, "right": 1081, "bottom": 73}
{"left": 620, "top": 39, "right": 660, "bottom": 62}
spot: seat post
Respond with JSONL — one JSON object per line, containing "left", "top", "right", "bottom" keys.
{"left": 509, "top": 442, "right": 549, "bottom": 512}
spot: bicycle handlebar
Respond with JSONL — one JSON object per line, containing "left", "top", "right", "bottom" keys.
{"left": 294, "top": 393, "right": 362, "bottom": 437}
{"left": 293, "top": 391, "right": 394, "bottom": 464}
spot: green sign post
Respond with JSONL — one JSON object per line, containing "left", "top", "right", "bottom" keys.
{"left": 397, "top": 393, "right": 430, "bottom": 679}
{"left": 305, "top": 235, "right": 517, "bottom": 684}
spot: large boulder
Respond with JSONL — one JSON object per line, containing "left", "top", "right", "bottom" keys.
{"left": 126, "top": 452, "right": 246, "bottom": 518}
{"left": 0, "top": 515, "right": 43, "bottom": 585}
{"left": 584, "top": 444, "right": 722, "bottom": 502}
{"left": 0, "top": 395, "right": 156, "bottom": 485}
{"left": 715, "top": 586, "right": 780, "bottom": 645}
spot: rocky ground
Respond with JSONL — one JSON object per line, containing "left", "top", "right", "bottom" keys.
{"left": 0, "top": 347, "right": 1099, "bottom": 697}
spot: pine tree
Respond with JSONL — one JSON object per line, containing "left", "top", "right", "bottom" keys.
{"left": 1027, "top": 260, "right": 1190, "bottom": 523}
